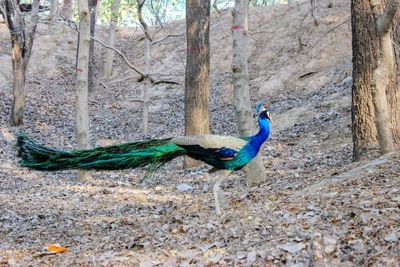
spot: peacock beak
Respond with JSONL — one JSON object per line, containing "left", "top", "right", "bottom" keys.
{"left": 266, "top": 111, "right": 273, "bottom": 122}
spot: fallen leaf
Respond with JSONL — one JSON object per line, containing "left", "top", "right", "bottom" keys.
{"left": 47, "top": 244, "right": 68, "bottom": 253}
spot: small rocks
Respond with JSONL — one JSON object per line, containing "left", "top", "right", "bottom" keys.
{"left": 176, "top": 183, "right": 194, "bottom": 192}
{"left": 384, "top": 232, "right": 398, "bottom": 243}
{"left": 278, "top": 243, "right": 306, "bottom": 254}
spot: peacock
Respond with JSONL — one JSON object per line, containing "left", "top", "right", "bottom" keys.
{"left": 17, "top": 101, "right": 272, "bottom": 214}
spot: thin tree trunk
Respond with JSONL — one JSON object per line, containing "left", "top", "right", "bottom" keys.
{"left": 5, "top": 0, "right": 39, "bottom": 126}
{"left": 76, "top": 0, "right": 91, "bottom": 180}
{"left": 10, "top": 38, "right": 25, "bottom": 126}
{"left": 184, "top": 0, "right": 211, "bottom": 168}
{"left": 137, "top": 0, "right": 152, "bottom": 136}
{"left": 143, "top": 39, "right": 151, "bottom": 135}
{"left": 61, "top": 0, "right": 73, "bottom": 19}
{"left": 103, "top": 0, "right": 121, "bottom": 78}
{"left": 232, "top": 0, "right": 266, "bottom": 184}
{"left": 389, "top": 8, "right": 400, "bottom": 144}
{"left": 88, "top": 0, "right": 98, "bottom": 92}
{"left": 370, "top": 0, "right": 398, "bottom": 154}
{"left": 48, "top": 0, "right": 59, "bottom": 32}
{"left": 213, "top": 0, "right": 220, "bottom": 13}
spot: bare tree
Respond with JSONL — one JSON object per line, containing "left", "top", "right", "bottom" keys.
{"left": 213, "top": 0, "right": 220, "bottom": 13}
{"left": 184, "top": 0, "right": 211, "bottom": 168}
{"left": 88, "top": 0, "right": 98, "bottom": 92}
{"left": 76, "top": 0, "right": 91, "bottom": 180}
{"left": 147, "top": 0, "right": 168, "bottom": 25}
{"left": 48, "top": 0, "right": 59, "bottom": 31}
{"left": 0, "top": 0, "right": 40, "bottom": 126}
{"left": 103, "top": 0, "right": 121, "bottom": 78}
{"left": 232, "top": 0, "right": 266, "bottom": 184}
{"left": 351, "top": 0, "right": 400, "bottom": 160}
{"left": 61, "top": 0, "right": 73, "bottom": 19}
{"left": 137, "top": 0, "right": 152, "bottom": 136}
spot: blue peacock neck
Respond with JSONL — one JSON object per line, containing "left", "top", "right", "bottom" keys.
{"left": 248, "top": 115, "right": 270, "bottom": 155}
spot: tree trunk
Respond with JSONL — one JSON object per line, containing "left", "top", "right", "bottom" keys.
{"left": 76, "top": 0, "right": 91, "bottom": 180}
{"left": 103, "top": 0, "right": 121, "bottom": 78}
{"left": 61, "top": 0, "right": 73, "bottom": 19}
{"left": 389, "top": 8, "right": 400, "bottom": 144}
{"left": 370, "top": 0, "right": 398, "bottom": 154}
{"left": 351, "top": 0, "right": 400, "bottom": 160}
{"left": 88, "top": 0, "right": 98, "bottom": 92}
{"left": 10, "top": 37, "right": 25, "bottom": 126}
{"left": 143, "top": 39, "right": 151, "bottom": 136}
{"left": 213, "top": 0, "right": 220, "bottom": 13}
{"left": 184, "top": 0, "right": 211, "bottom": 168}
{"left": 137, "top": 0, "right": 152, "bottom": 136}
{"left": 351, "top": 0, "right": 379, "bottom": 160}
{"left": 3, "top": 0, "right": 39, "bottom": 126}
{"left": 232, "top": 0, "right": 266, "bottom": 184}
{"left": 48, "top": 0, "right": 59, "bottom": 32}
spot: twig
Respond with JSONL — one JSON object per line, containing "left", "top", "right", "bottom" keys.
{"left": 152, "top": 80, "right": 180, "bottom": 85}
{"left": 60, "top": 14, "right": 179, "bottom": 86}
{"left": 130, "top": 98, "right": 144, "bottom": 103}
{"left": 310, "top": 17, "right": 350, "bottom": 50}
{"left": 151, "top": 32, "right": 185, "bottom": 45}
{"left": 99, "top": 82, "right": 108, "bottom": 90}
{"left": 310, "top": 0, "right": 319, "bottom": 26}
{"left": 107, "top": 74, "right": 137, "bottom": 85}
{"left": 60, "top": 14, "right": 147, "bottom": 79}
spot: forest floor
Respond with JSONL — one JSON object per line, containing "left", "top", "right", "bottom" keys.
{"left": 0, "top": 0, "right": 399, "bottom": 266}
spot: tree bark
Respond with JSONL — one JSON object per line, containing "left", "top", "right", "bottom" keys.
{"left": 76, "top": 0, "right": 91, "bottom": 180}
{"left": 232, "top": 0, "right": 266, "bottom": 184}
{"left": 184, "top": 0, "right": 211, "bottom": 168}
{"left": 61, "top": 0, "right": 73, "bottom": 19}
{"left": 351, "top": 0, "right": 400, "bottom": 160}
{"left": 103, "top": 0, "right": 121, "bottom": 78}
{"left": 351, "top": 0, "right": 379, "bottom": 160}
{"left": 88, "top": 0, "right": 98, "bottom": 92}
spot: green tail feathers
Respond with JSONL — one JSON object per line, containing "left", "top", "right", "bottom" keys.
{"left": 16, "top": 135, "right": 187, "bottom": 171}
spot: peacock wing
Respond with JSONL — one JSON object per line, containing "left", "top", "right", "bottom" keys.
{"left": 171, "top": 135, "right": 247, "bottom": 151}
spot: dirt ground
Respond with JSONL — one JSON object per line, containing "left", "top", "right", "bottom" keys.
{"left": 0, "top": 0, "right": 399, "bottom": 266}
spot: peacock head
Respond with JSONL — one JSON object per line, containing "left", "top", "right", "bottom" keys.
{"left": 256, "top": 101, "right": 273, "bottom": 122}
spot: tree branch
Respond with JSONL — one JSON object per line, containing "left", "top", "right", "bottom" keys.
{"left": 377, "top": 0, "right": 399, "bottom": 35}
{"left": 60, "top": 14, "right": 148, "bottom": 79}
{"left": 137, "top": 0, "right": 152, "bottom": 41}
{"left": 151, "top": 32, "right": 185, "bottom": 45}
{"left": 310, "top": 17, "right": 350, "bottom": 50}
{"left": 60, "top": 14, "right": 180, "bottom": 86}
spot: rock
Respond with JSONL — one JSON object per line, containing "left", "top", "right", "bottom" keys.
{"left": 384, "top": 232, "right": 398, "bottom": 243}
{"left": 176, "top": 183, "right": 193, "bottom": 192}
{"left": 278, "top": 243, "right": 306, "bottom": 254}
{"left": 342, "top": 76, "right": 352, "bottom": 84}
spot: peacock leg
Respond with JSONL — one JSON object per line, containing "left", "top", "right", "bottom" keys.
{"left": 213, "top": 170, "right": 231, "bottom": 215}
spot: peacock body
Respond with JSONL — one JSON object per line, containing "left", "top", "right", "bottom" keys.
{"left": 17, "top": 102, "right": 272, "bottom": 214}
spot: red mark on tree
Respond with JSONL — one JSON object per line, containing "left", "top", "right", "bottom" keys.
{"left": 231, "top": 25, "right": 241, "bottom": 30}
{"left": 76, "top": 68, "right": 83, "bottom": 73}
